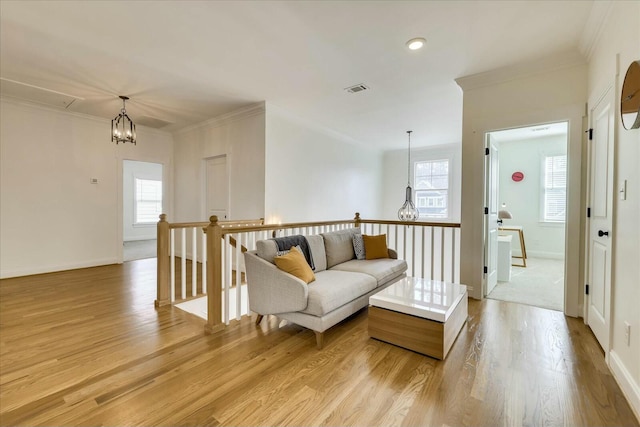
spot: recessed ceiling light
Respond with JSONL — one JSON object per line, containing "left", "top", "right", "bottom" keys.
{"left": 406, "top": 37, "right": 426, "bottom": 50}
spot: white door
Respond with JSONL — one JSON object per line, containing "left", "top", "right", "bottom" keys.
{"left": 485, "top": 136, "right": 499, "bottom": 295}
{"left": 586, "top": 87, "right": 614, "bottom": 351}
{"left": 206, "top": 155, "right": 229, "bottom": 221}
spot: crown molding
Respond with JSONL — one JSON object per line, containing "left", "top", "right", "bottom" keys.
{"left": 0, "top": 95, "right": 174, "bottom": 137}
{"left": 579, "top": 1, "right": 614, "bottom": 62}
{"left": 385, "top": 141, "right": 461, "bottom": 155}
{"left": 173, "top": 101, "right": 266, "bottom": 135}
{"left": 455, "top": 50, "right": 587, "bottom": 92}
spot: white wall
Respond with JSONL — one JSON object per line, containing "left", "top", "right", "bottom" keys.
{"left": 173, "top": 103, "right": 266, "bottom": 222}
{"left": 0, "top": 97, "right": 174, "bottom": 278}
{"left": 456, "top": 61, "right": 587, "bottom": 318}
{"left": 587, "top": 1, "right": 640, "bottom": 418}
{"left": 382, "top": 144, "right": 461, "bottom": 222}
{"left": 123, "top": 160, "right": 163, "bottom": 241}
{"left": 497, "top": 134, "right": 566, "bottom": 259}
{"left": 265, "top": 104, "right": 382, "bottom": 223}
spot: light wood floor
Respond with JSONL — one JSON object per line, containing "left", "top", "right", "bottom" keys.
{"left": 1, "top": 259, "right": 637, "bottom": 427}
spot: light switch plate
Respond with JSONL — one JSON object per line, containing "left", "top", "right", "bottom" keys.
{"left": 624, "top": 321, "right": 631, "bottom": 346}
{"left": 619, "top": 180, "right": 627, "bottom": 200}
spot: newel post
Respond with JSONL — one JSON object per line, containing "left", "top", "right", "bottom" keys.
{"left": 205, "top": 215, "right": 225, "bottom": 334}
{"left": 354, "top": 212, "right": 361, "bottom": 229}
{"left": 155, "top": 214, "right": 171, "bottom": 307}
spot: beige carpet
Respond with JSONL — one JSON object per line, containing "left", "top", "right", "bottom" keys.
{"left": 487, "top": 257, "right": 564, "bottom": 311}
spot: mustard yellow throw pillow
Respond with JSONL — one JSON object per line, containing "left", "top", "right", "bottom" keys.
{"left": 363, "top": 234, "right": 389, "bottom": 260}
{"left": 274, "top": 247, "right": 316, "bottom": 284}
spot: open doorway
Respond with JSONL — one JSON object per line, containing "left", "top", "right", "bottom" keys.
{"left": 485, "top": 122, "right": 568, "bottom": 311}
{"left": 122, "top": 160, "right": 164, "bottom": 261}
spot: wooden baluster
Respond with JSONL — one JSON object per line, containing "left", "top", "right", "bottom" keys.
{"left": 440, "top": 227, "right": 445, "bottom": 282}
{"left": 155, "top": 214, "right": 170, "bottom": 307}
{"left": 235, "top": 233, "right": 242, "bottom": 321}
{"left": 411, "top": 226, "right": 416, "bottom": 277}
{"left": 205, "top": 216, "right": 224, "bottom": 334}
{"left": 225, "top": 233, "right": 231, "bottom": 325}
{"left": 456, "top": 228, "right": 461, "bottom": 283}
{"left": 394, "top": 224, "right": 398, "bottom": 257}
{"left": 430, "top": 227, "right": 435, "bottom": 280}
{"left": 192, "top": 227, "right": 197, "bottom": 297}
{"left": 202, "top": 229, "right": 207, "bottom": 295}
{"left": 403, "top": 226, "right": 407, "bottom": 270}
{"left": 170, "top": 229, "right": 176, "bottom": 302}
{"left": 181, "top": 228, "right": 186, "bottom": 300}
{"left": 421, "top": 226, "right": 426, "bottom": 279}
{"left": 450, "top": 228, "right": 456, "bottom": 283}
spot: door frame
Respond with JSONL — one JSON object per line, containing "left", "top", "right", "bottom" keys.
{"left": 483, "top": 135, "right": 499, "bottom": 297}
{"left": 116, "top": 155, "right": 172, "bottom": 264}
{"left": 482, "top": 122, "right": 570, "bottom": 302}
{"left": 471, "top": 104, "right": 585, "bottom": 316}
{"left": 201, "top": 153, "right": 231, "bottom": 222}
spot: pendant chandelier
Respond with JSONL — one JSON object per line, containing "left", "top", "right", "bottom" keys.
{"left": 397, "top": 130, "right": 419, "bottom": 221}
{"left": 112, "top": 95, "right": 136, "bottom": 144}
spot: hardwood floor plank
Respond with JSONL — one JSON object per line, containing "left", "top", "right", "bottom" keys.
{"left": 1, "top": 261, "right": 637, "bottom": 427}
{"left": 318, "top": 345, "right": 410, "bottom": 426}
{"left": 174, "top": 401, "right": 222, "bottom": 427}
{"left": 271, "top": 335, "right": 393, "bottom": 426}
{"left": 218, "top": 321, "right": 382, "bottom": 425}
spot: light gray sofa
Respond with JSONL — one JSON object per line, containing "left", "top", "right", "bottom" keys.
{"left": 244, "top": 228, "right": 407, "bottom": 348}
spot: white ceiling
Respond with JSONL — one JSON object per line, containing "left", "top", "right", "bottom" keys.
{"left": 0, "top": 1, "right": 596, "bottom": 150}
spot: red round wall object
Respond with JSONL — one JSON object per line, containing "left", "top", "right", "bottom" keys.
{"left": 512, "top": 171, "right": 524, "bottom": 182}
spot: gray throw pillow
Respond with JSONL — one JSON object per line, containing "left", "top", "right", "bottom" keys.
{"left": 353, "top": 234, "right": 365, "bottom": 260}
{"left": 276, "top": 245, "right": 304, "bottom": 257}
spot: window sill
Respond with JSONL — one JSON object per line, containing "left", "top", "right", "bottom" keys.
{"left": 133, "top": 223, "right": 155, "bottom": 228}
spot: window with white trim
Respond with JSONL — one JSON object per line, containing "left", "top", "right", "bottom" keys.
{"left": 414, "top": 159, "right": 449, "bottom": 219}
{"left": 135, "top": 178, "right": 163, "bottom": 224}
{"left": 542, "top": 155, "right": 566, "bottom": 222}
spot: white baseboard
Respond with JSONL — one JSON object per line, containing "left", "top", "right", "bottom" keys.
{"left": 124, "top": 236, "right": 156, "bottom": 242}
{"left": 609, "top": 350, "right": 640, "bottom": 422}
{"left": 525, "top": 250, "right": 564, "bottom": 260}
{"left": 0, "top": 257, "right": 120, "bottom": 279}
{"left": 577, "top": 303, "right": 584, "bottom": 320}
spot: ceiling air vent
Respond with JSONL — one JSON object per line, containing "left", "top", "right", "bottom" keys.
{"left": 344, "top": 83, "right": 370, "bottom": 94}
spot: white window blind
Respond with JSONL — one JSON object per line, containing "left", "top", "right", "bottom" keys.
{"left": 135, "top": 178, "right": 163, "bottom": 224}
{"left": 543, "top": 155, "right": 566, "bottom": 222}
{"left": 414, "top": 159, "right": 449, "bottom": 219}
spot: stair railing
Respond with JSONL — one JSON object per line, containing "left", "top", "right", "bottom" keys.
{"left": 155, "top": 214, "right": 262, "bottom": 308}
{"left": 196, "top": 213, "right": 460, "bottom": 334}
